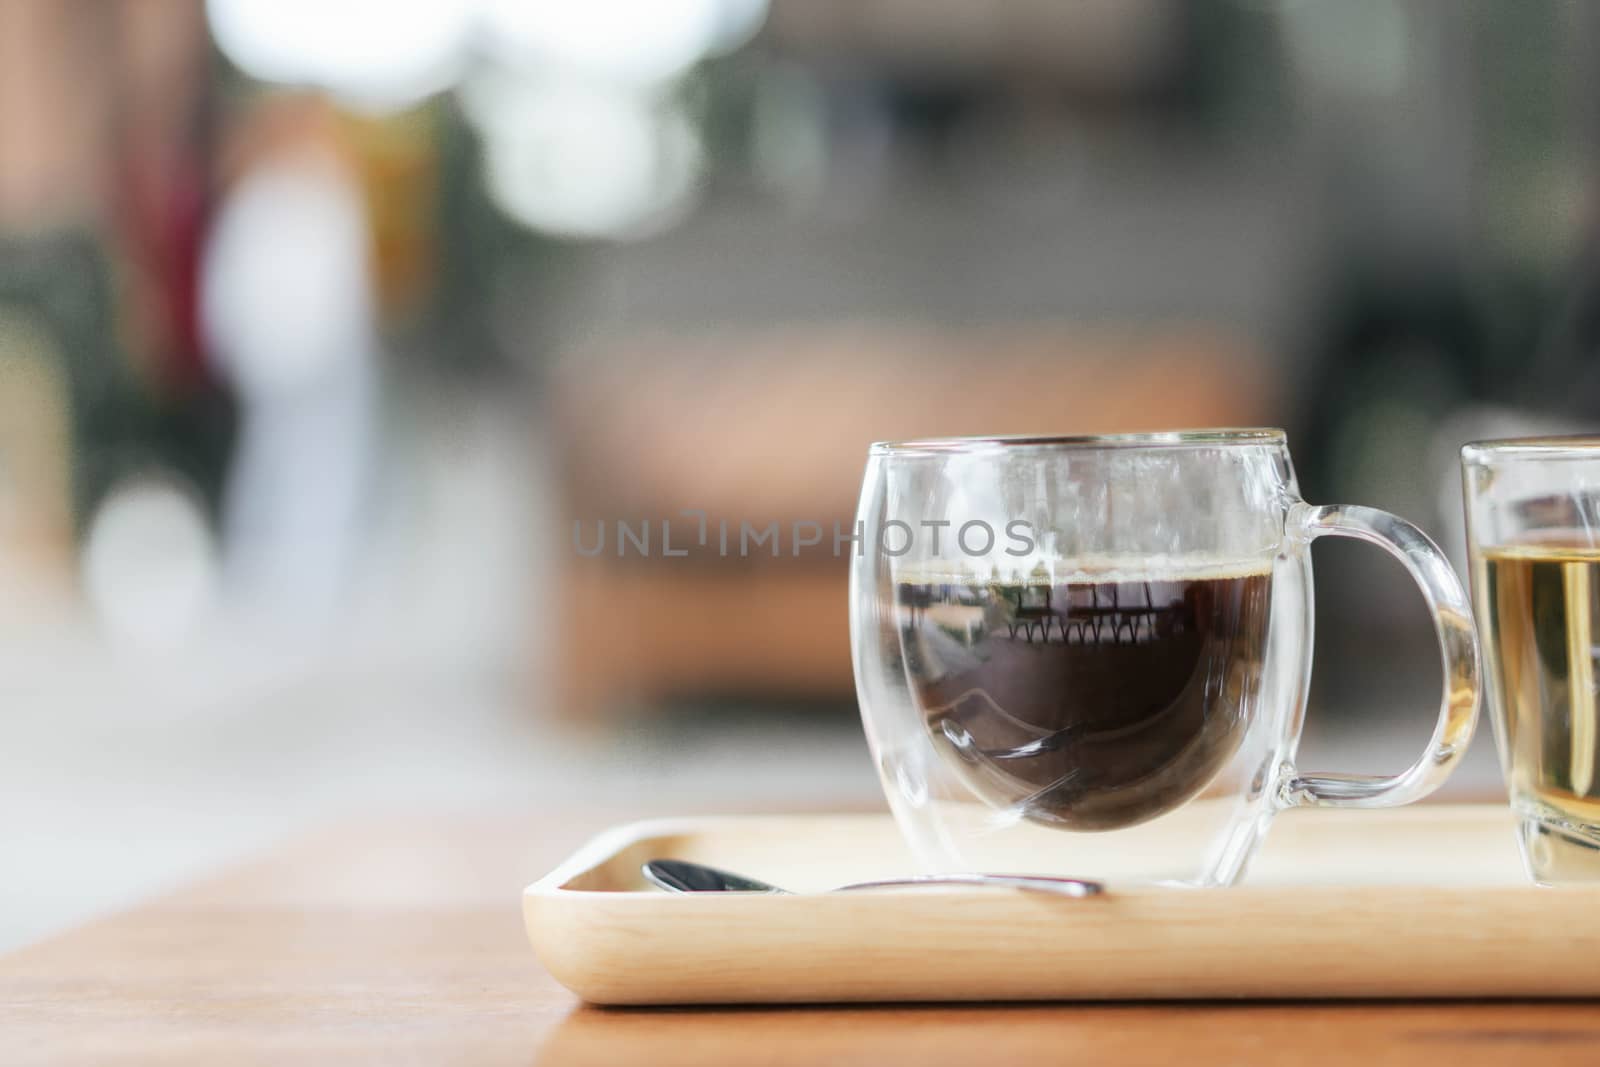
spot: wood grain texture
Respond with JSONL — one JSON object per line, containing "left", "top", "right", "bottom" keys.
{"left": 526, "top": 807, "right": 1600, "bottom": 1004}
{"left": 3, "top": 807, "right": 1599, "bottom": 1065}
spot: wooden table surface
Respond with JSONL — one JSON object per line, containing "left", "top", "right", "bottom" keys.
{"left": 3, "top": 810, "right": 1599, "bottom": 1065}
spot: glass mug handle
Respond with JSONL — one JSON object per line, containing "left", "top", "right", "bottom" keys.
{"left": 1277, "top": 502, "right": 1482, "bottom": 809}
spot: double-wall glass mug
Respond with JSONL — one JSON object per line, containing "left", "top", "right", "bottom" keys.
{"left": 1464, "top": 436, "right": 1600, "bottom": 884}
{"left": 851, "top": 430, "right": 1481, "bottom": 886}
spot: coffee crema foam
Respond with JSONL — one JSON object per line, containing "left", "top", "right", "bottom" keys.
{"left": 894, "top": 555, "right": 1274, "bottom": 586}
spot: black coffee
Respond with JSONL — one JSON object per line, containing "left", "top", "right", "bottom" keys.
{"left": 898, "top": 566, "right": 1272, "bottom": 831}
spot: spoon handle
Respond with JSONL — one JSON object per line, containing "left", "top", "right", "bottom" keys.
{"left": 833, "top": 874, "right": 1103, "bottom": 897}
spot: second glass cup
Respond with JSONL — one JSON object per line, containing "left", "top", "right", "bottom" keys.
{"left": 851, "top": 429, "right": 1481, "bottom": 886}
{"left": 1464, "top": 436, "right": 1600, "bottom": 884}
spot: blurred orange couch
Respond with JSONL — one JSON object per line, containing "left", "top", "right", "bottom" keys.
{"left": 549, "top": 322, "right": 1273, "bottom": 717}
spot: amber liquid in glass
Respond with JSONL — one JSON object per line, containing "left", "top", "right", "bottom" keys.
{"left": 1476, "top": 542, "right": 1600, "bottom": 880}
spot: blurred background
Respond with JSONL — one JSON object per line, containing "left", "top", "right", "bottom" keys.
{"left": 3, "top": 0, "right": 1598, "bottom": 948}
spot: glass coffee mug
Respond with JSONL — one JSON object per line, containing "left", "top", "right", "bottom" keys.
{"left": 850, "top": 430, "right": 1481, "bottom": 886}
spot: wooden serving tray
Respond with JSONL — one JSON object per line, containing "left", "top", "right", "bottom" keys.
{"left": 523, "top": 806, "right": 1600, "bottom": 1005}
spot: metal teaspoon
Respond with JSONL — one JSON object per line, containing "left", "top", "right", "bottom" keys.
{"left": 642, "top": 858, "right": 1103, "bottom": 897}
